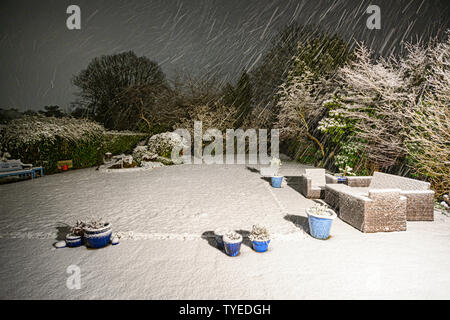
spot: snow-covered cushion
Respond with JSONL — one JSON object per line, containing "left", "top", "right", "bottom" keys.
{"left": 0, "top": 160, "right": 23, "bottom": 172}
{"left": 304, "top": 168, "right": 326, "bottom": 187}
{"left": 369, "top": 172, "right": 430, "bottom": 191}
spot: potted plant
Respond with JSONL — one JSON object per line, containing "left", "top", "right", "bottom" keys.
{"left": 222, "top": 231, "right": 243, "bottom": 257}
{"left": 249, "top": 224, "right": 271, "bottom": 252}
{"left": 213, "top": 228, "right": 230, "bottom": 250}
{"left": 82, "top": 218, "right": 112, "bottom": 249}
{"left": 335, "top": 165, "right": 356, "bottom": 184}
{"left": 65, "top": 220, "right": 85, "bottom": 248}
{"left": 270, "top": 157, "right": 283, "bottom": 188}
{"left": 306, "top": 204, "right": 337, "bottom": 240}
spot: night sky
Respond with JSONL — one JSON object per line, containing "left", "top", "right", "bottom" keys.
{"left": 1, "top": 0, "right": 449, "bottom": 111}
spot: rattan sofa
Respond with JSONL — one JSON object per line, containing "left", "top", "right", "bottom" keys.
{"left": 325, "top": 172, "right": 435, "bottom": 222}
{"left": 339, "top": 189, "right": 407, "bottom": 233}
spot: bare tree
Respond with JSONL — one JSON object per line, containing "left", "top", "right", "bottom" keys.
{"left": 111, "top": 84, "right": 180, "bottom": 133}
{"left": 72, "top": 51, "right": 167, "bottom": 129}
{"left": 276, "top": 72, "right": 330, "bottom": 158}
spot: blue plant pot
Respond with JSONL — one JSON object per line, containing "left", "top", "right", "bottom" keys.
{"left": 252, "top": 240, "right": 270, "bottom": 252}
{"left": 66, "top": 234, "right": 83, "bottom": 247}
{"left": 271, "top": 176, "right": 283, "bottom": 188}
{"left": 222, "top": 233, "right": 243, "bottom": 257}
{"left": 224, "top": 241, "right": 242, "bottom": 256}
{"left": 307, "top": 209, "right": 337, "bottom": 240}
{"left": 214, "top": 228, "right": 229, "bottom": 250}
{"left": 337, "top": 176, "right": 348, "bottom": 184}
{"left": 215, "top": 235, "right": 224, "bottom": 249}
{"left": 84, "top": 223, "right": 112, "bottom": 249}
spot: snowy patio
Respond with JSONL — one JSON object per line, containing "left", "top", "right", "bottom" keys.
{"left": 1, "top": 162, "right": 449, "bottom": 299}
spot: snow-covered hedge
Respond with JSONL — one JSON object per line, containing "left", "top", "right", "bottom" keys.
{"left": 0, "top": 116, "right": 147, "bottom": 173}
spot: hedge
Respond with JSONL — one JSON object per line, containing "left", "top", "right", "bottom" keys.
{"left": 0, "top": 116, "right": 148, "bottom": 174}
{"left": 104, "top": 131, "right": 148, "bottom": 157}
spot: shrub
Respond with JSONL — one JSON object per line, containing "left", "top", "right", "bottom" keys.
{"left": 336, "top": 44, "right": 407, "bottom": 169}
{"left": 402, "top": 35, "right": 450, "bottom": 197}
{"left": 329, "top": 33, "right": 449, "bottom": 195}
{"left": 316, "top": 97, "right": 369, "bottom": 175}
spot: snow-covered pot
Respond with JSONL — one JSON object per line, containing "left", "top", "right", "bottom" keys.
{"left": 249, "top": 225, "right": 271, "bottom": 252}
{"left": 65, "top": 233, "right": 83, "bottom": 247}
{"left": 271, "top": 176, "right": 283, "bottom": 188}
{"left": 83, "top": 222, "right": 112, "bottom": 249}
{"left": 306, "top": 208, "right": 337, "bottom": 240}
{"left": 251, "top": 240, "right": 271, "bottom": 252}
{"left": 213, "top": 228, "right": 229, "bottom": 250}
{"left": 222, "top": 232, "right": 243, "bottom": 257}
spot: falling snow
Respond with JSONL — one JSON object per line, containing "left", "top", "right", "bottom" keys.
{"left": 0, "top": 0, "right": 448, "bottom": 111}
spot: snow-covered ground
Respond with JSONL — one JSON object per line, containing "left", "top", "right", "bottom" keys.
{"left": 0, "top": 162, "right": 449, "bottom": 299}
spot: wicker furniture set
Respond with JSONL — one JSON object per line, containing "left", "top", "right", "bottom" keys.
{"left": 299, "top": 170, "right": 434, "bottom": 233}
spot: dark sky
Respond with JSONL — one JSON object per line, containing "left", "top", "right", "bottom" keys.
{"left": 0, "top": 0, "right": 449, "bottom": 111}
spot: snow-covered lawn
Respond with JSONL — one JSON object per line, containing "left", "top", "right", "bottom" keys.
{"left": 0, "top": 163, "right": 312, "bottom": 239}
{"left": 0, "top": 162, "right": 449, "bottom": 299}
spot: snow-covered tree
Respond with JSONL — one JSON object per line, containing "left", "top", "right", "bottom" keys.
{"left": 402, "top": 34, "right": 450, "bottom": 196}
{"left": 336, "top": 44, "right": 408, "bottom": 169}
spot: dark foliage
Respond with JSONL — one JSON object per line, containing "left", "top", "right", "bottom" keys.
{"left": 222, "top": 70, "right": 253, "bottom": 129}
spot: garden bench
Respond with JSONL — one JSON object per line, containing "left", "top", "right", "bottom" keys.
{"left": 0, "top": 160, "right": 44, "bottom": 180}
